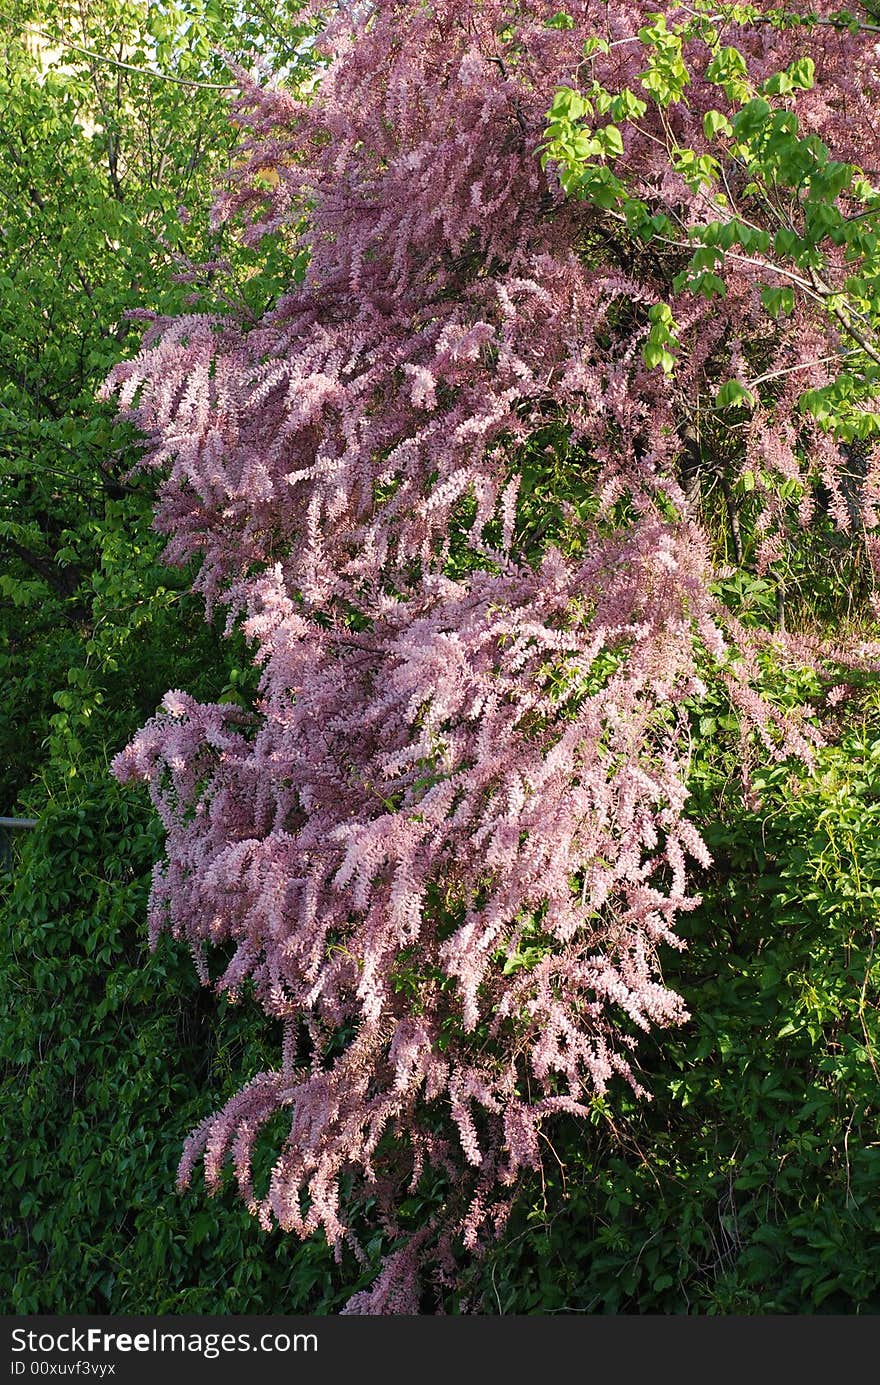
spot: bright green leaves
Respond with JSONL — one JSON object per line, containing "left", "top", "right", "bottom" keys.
{"left": 761, "top": 55, "right": 815, "bottom": 95}
{"left": 545, "top": 87, "right": 625, "bottom": 158}
{"left": 612, "top": 88, "right": 648, "bottom": 121}
{"left": 760, "top": 285, "right": 795, "bottom": 318}
{"left": 545, "top": 10, "right": 575, "bottom": 29}
{"left": 730, "top": 96, "right": 771, "bottom": 142}
{"left": 597, "top": 124, "right": 625, "bottom": 159}
{"left": 703, "top": 109, "right": 733, "bottom": 140}
{"left": 800, "top": 382, "right": 880, "bottom": 441}
{"left": 705, "top": 44, "right": 751, "bottom": 102}
{"left": 637, "top": 14, "right": 691, "bottom": 106}
{"left": 715, "top": 379, "right": 756, "bottom": 409}
{"left": 582, "top": 35, "right": 610, "bottom": 58}
{"left": 643, "top": 302, "right": 679, "bottom": 375}
{"left": 548, "top": 85, "right": 589, "bottom": 122}
{"left": 543, "top": 2, "right": 880, "bottom": 441}
{"left": 671, "top": 145, "right": 720, "bottom": 192}
{"left": 542, "top": 86, "right": 629, "bottom": 201}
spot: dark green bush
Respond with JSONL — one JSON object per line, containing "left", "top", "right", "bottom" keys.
{"left": 0, "top": 757, "right": 353, "bottom": 1313}
{"left": 469, "top": 725, "right": 880, "bottom": 1313}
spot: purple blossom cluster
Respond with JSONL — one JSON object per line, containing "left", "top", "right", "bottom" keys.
{"left": 106, "top": 0, "right": 880, "bottom": 1310}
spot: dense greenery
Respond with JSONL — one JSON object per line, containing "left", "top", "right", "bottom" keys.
{"left": 0, "top": 0, "right": 308, "bottom": 805}
{"left": 470, "top": 714, "right": 880, "bottom": 1313}
{"left": 3, "top": 0, "right": 880, "bottom": 1314}
{"left": 0, "top": 0, "right": 346, "bottom": 1314}
{"left": 7, "top": 657, "right": 880, "bottom": 1313}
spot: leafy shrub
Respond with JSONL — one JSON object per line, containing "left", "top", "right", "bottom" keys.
{"left": 471, "top": 722, "right": 880, "bottom": 1313}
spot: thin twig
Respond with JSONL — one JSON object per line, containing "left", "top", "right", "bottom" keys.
{"left": 746, "top": 350, "right": 859, "bottom": 391}
{"left": 31, "top": 31, "right": 237, "bottom": 91}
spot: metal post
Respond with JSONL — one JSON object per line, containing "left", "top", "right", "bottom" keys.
{"left": 0, "top": 816, "right": 37, "bottom": 869}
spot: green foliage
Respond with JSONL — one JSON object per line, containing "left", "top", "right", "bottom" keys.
{"left": 0, "top": 0, "right": 345, "bottom": 1315}
{"left": 0, "top": 0, "right": 310, "bottom": 806}
{"left": 541, "top": 0, "right": 880, "bottom": 440}
{"left": 468, "top": 720, "right": 880, "bottom": 1313}
{"left": 0, "top": 766, "right": 349, "bottom": 1312}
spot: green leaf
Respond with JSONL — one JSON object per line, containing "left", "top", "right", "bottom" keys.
{"left": 760, "top": 285, "right": 795, "bottom": 318}
{"left": 597, "top": 124, "right": 624, "bottom": 158}
{"left": 704, "top": 109, "right": 734, "bottom": 140}
{"left": 788, "top": 56, "right": 816, "bottom": 90}
{"left": 716, "top": 379, "right": 756, "bottom": 409}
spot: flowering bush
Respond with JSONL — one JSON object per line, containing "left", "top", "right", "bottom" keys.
{"left": 107, "top": 0, "right": 880, "bottom": 1310}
